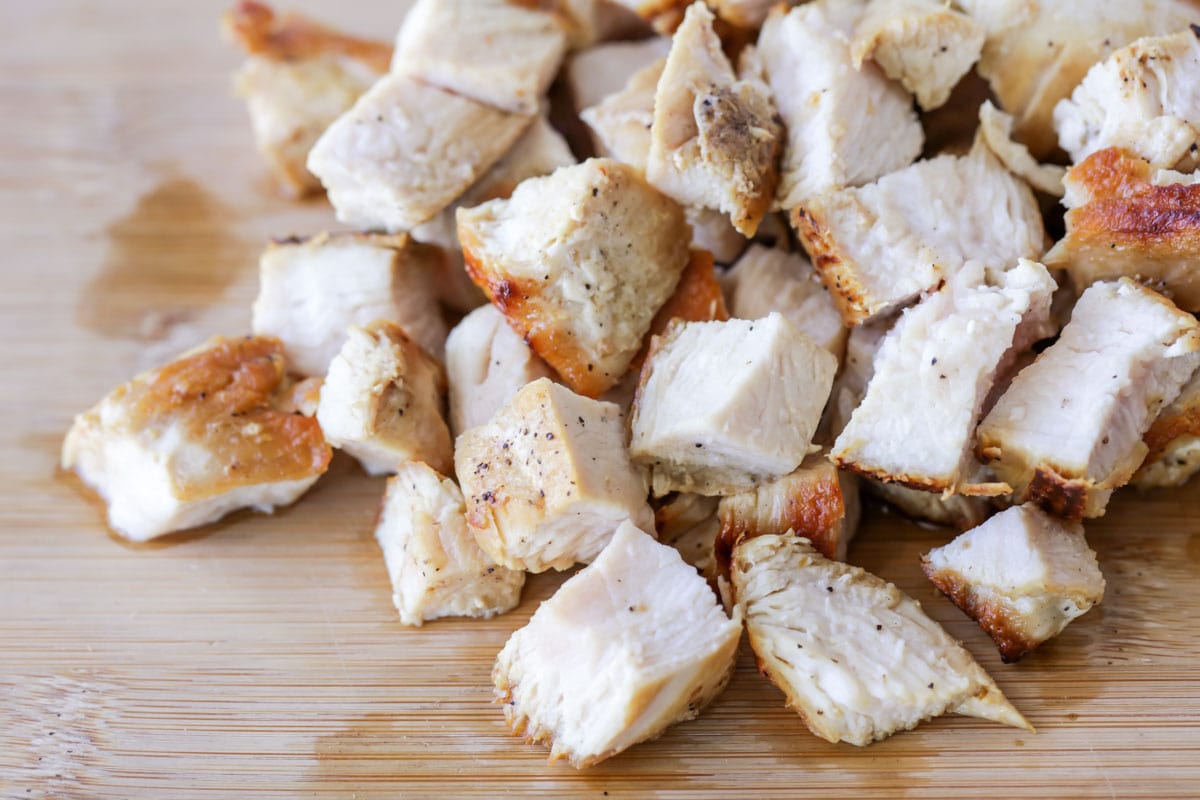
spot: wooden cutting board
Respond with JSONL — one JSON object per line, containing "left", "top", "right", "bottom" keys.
{"left": 2, "top": 2, "right": 1198, "bottom": 797}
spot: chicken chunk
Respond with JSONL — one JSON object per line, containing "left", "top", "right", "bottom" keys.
{"left": 61, "top": 337, "right": 331, "bottom": 542}
{"left": 976, "top": 101, "right": 1066, "bottom": 196}
{"left": 251, "top": 232, "right": 447, "bottom": 375}
{"left": 222, "top": 1, "right": 391, "bottom": 196}
{"left": 456, "top": 378, "right": 654, "bottom": 572}
{"left": 867, "top": 480, "right": 992, "bottom": 530}
{"left": 646, "top": 3, "right": 782, "bottom": 236}
{"left": 630, "top": 313, "right": 838, "bottom": 496}
{"left": 654, "top": 492, "right": 720, "bottom": 575}
{"left": 557, "top": 0, "right": 651, "bottom": 49}
{"left": 687, "top": 206, "right": 749, "bottom": 264}
{"left": 444, "top": 304, "right": 554, "bottom": 437}
{"left": 494, "top": 521, "right": 742, "bottom": 767}
{"left": 922, "top": 504, "right": 1105, "bottom": 662}
{"left": 827, "top": 315, "right": 893, "bottom": 438}
{"left": 458, "top": 158, "right": 691, "bottom": 397}
{"left": 1134, "top": 367, "right": 1200, "bottom": 488}
{"left": 580, "top": 58, "right": 665, "bottom": 169}
{"left": 375, "top": 461, "right": 524, "bottom": 626}
{"left": 567, "top": 37, "right": 671, "bottom": 115}
{"left": 316, "top": 322, "right": 453, "bottom": 477}
{"left": 1045, "top": 147, "right": 1200, "bottom": 311}
{"left": 607, "top": 0, "right": 691, "bottom": 34}
{"left": 632, "top": 248, "right": 729, "bottom": 370}
{"left": 710, "top": 0, "right": 777, "bottom": 29}
{"left": 308, "top": 72, "right": 533, "bottom": 232}
{"left": 759, "top": 1, "right": 923, "bottom": 209}
{"left": 978, "top": 278, "right": 1200, "bottom": 519}
{"left": 792, "top": 145, "right": 1045, "bottom": 324}
{"left": 833, "top": 260, "right": 1057, "bottom": 495}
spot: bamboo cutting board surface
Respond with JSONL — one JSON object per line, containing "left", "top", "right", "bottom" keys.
{"left": 2, "top": 2, "right": 1199, "bottom": 797}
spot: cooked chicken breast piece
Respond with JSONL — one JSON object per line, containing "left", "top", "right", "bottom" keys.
{"left": 833, "top": 260, "right": 1057, "bottom": 495}
{"left": 458, "top": 158, "right": 691, "bottom": 397}
{"left": 222, "top": 1, "right": 390, "bottom": 196}
{"left": 61, "top": 337, "right": 331, "bottom": 542}
{"left": 251, "top": 232, "right": 447, "bottom": 375}
{"left": 710, "top": 0, "right": 776, "bottom": 29}
{"left": 568, "top": 37, "right": 671, "bottom": 115}
{"left": 630, "top": 313, "right": 838, "bottom": 496}
{"left": 456, "top": 378, "right": 654, "bottom": 572}
{"left": 375, "top": 461, "right": 524, "bottom": 626}
{"left": 849, "top": 0, "right": 984, "bottom": 111}
{"left": 866, "top": 480, "right": 992, "bottom": 530}
{"left": 494, "top": 521, "right": 742, "bottom": 767}
{"left": 792, "top": 145, "right": 1045, "bottom": 324}
{"left": 979, "top": 278, "right": 1200, "bottom": 518}
{"left": 308, "top": 72, "right": 532, "bottom": 232}
{"left": 316, "top": 322, "right": 453, "bottom": 477}
{"left": 392, "top": 0, "right": 568, "bottom": 115}
{"left": 631, "top": 248, "right": 729, "bottom": 371}
{"left": 580, "top": 58, "right": 665, "bottom": 169}
{"left": 607, "top": 0, "right": 691, "bottom": 33}
{"left": 725, "top": 244, "right": 847, "bottom": 359}
{"left": 827, "top": 315, "right": 894, "bottom": 438}
{"left": 654, "top": 492, "right": 720, "bottom": 575}
{"left": 759, "top": 1, "right": 923, "bottom": 209}
{"left": 686, "top": 206, "right": 747, "bottom": 264}
{"left": 922, "top": 503, "right": 1105, "bottom": 662}
{"left": 976, "top": 101, "right": 1065, "bottom": 196}
{"left": 557, "top": 0, "right": 651, "bottom": 49}
{"left": 1045, "top": 147, "right": 1200, "bottom": 311}
{"left": 1133, "top": 367, "right": 1200, "bottom": 488}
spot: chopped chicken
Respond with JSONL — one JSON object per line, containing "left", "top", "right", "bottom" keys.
{"left": 444, "top": 304, "right": 555, "bottom": 437}
{"left": 580, "top": 58, "right": 664, "bottom": 169}
{"left": 687, "top": 206, "right": 748, "bottom": 264}
{"left": 867, "top": 480, "right": 992, "bottom": 530}
{"left": 654, "top": 492, "right": 720, "bottom": 574}
{"left": 308, "top": 72, "right": 532, "bottom": 232}
{"left": 710, "top": 0, "right": 777, "bottom": 29}
{"left": 456, "top": 378, "right": 654, "bottom": 572}
{"left": 976, "top": 101, "right": 1066, "bottom": 196}
{"left": 375, "top": 461, "right": 524, "bottom": 626}
{"left": 630, "top": 313, "right": 839, "bottom": 496}
{"left": 222, "top": 1, "right": 391, "bottom": 196}
{"left": 251, "top": 232, "right": 447, "bottom": 375}
{"left": 849, "top": 0, "right": 984, "bottom": 111}
{"left": 567, "top": 37, "right": 671, "bottom": 115}
{"left": 316, "top": 322, "right": 453, "bottom": 477}
{"left": 827, "top": 316, "right": 894, "bottom": 438}
{"left": 557, "top": 0, "right": 651, "bottom": 49}
{"left": 494, "top": 521, "right": 742, "bottom": 767}
{"left": 725, "top": 244, "right": 848, "bottom": 359}
{"left": 62, "top": 337, "right": 331, "bottom": 542}
{"left": 458, "top": 158, "right": 691, "bottom": 397}
{"left": 607, "top": 0, "right": 691, "bottom": 34}
{"left": 631, "top": 248, "right": 729, "bottom": 371}
{"left": 979, "top": 278, "right": 1200, "bottom": 518}
{"left": 731, "top": 534, "right": 1032, "bottom": 745}
{"left": 1133, "top": 367, "right": 1200, "bottom": 488}
{"left": 833, "top": 260, "right": 1057, "bottom": 495}
{"left": 792, "top": 145, "right": 1045, "bottom": 324}
{"left": 1045, "top": 147, "right": 1200, "bottom": 311}
{"left": 922, "top": 503, "right": 1105, "bottom": 662}
{"left": 646, "top": 3, "right": 782, "bottom": 236}
{"left": 759, "top": 1, "right": 923, "bottom": 209}
{"left": 392, "top": 0, "right": 568, "bottom": 115}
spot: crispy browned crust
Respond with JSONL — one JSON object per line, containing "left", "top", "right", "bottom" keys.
{"left": 921, "top": 560, "right": 1037, "bottom": 663}
{"left": 790, "top": 205, "right": 873, "bottom": 325}
{"left": 222, "top": 1, "right": 393, "bottom": 72}
{"left": 832, "top": 458, "right": 954, "bottom": 495}
{"left": 1024, "top": 465, "right": 1090, "bottom": 521}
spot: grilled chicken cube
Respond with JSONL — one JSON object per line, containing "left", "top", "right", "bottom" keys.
{"left": 759, "top": 1, "right": 923, "bottom": 209}
{"left": 833, "top": 260, "right": 1057, "bottom": 495}
{"left": 444, "top": 305, "right": 554, "bottom": 437}
{"left": 494, "top": 521, "right": 742, "bottom": 767}
{"left": 1134, "top": 367, "right": 1200, "bottom": 488}
{"left": 308, "top": 72, "right": 532, "bottom": 232}
{"left": 375, "top": 461, "right": 524, "bottom": 626}
{"left": 222, "top": 1, "right": 391, "bottom": 196}
{"left": 580, "top": 58, "right": 665, "bottom": 170}
{"left": 630, "top": 313, "right": 838, "bottom": 496}
{"left": 456, "top": 378, "right": 654, "bottom": 572}
{"left": 1045, "top": 147, "right": 1200, "bottom": 311}
{"left": 922, "top": 503, "right": 1105, "bottom": 662}
{"left": 646, "top": 3, "right": 781, "bottom": 236}
{"left": 458, "top": 158, "right": 691, "bottom": 397}
{"left": 251, "top": 232, "right": 447, "bottom": 375}
{"left": 849, "top": 0, "right": 984, "bottom": 111}
{"left": 731, "top": 534, "right": 1031, "bottom": 745}
{"left": 979, "top": 279, "right": 1200, "bottom": 518}
{"left": 654, "top": 492, "right": 720, "bottom": 574}
{"left": 976, "top": 101, "right": 1065, "bottom": 196}
{"left": 792, "top": 145, "right": 1045, "bottom": 324}
{"left": 568, "top": 37, "right": 671, "bottom": 116}
{"left": 61, "top": 337, "right": 331, "bottom": 542}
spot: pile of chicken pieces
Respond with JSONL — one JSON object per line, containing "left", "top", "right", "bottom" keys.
{"left": 62, "top": 0, "right": 1200, "bottom": 768}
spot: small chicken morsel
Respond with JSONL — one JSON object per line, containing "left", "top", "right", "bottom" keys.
{"left": 686, "top": 206, "right": 748, "bottom": 264}
{"left": 833, "top": 260, "right": 1057, "bottom": 495}
{"left": 792, "top": 145, "right": 1045, "bottom": 324}
{"left": 1134, "top": 367, "right": 1200, "bottom": 488}
{"left": 654, "top": 492, "right": 720, "bottom": 575}
{"left": 251, "top": 232, "right": 447, "bottom": 375}
{"left": 759, "top": 1, "right": 923, "bottom": 209}
{"left": 979, "top": 279, "right": 1200, "bottom": 519}
{"left": 849, "top": 0, "right": 984, "bottom": 111}
{"left": 731, "top": 534, "right": 1031, "bottom": 745}
{"left": 646, "top": 3, "right": 781, "bottom": 236}
{"left": 567, "top": 37, "right": 671, "bottom": 115}
{"left": 375, "top": 461, "right": 524, "bottom": 626}
{"left": 922, "top": 504, "right": 1105, "bottom": 662}
{"left": 308, "top": 72, "right": 532, "bottom": 232}
{"left": 316, "top": 322, "right": 453, "bottom": 477}
{"left": 456, "top": 378, "right": 654, "bottom": 572}
{"left": 557, "top": 0, "right": 650, "bottom": 49}
{"left": 976, "top": 101, "right": 1066, "bottom": 196}
{"left": 866, "top": 480, "right": 992, "bottom": 530}
{"left": 710, "top": 0, "right": 777, "bottom": 29}
{"left": 222, "top": 1, "right": 391, "bottom": 196}
{"left": 1044, "top": 148, "right": 1200, "bottom": 311}
{"left": 62, "top": 337, "right": 331, "bottom": 542}
{"left": 631, "top": 314, "right": 839, "bottom": 497}
{"left": 580, "top": 58, "right": 665, "bottom": 169}
{"left": 458, "top": 158, "right": 691, "bottom": 397}
{"left": 827, "top": 315, "right": 894, "bottom": 438}
{"left": 607, "top": 0, "right": 691, "bottom": 33}
{"left": 494, "top": 521, "right": 742, "bottom": 767}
